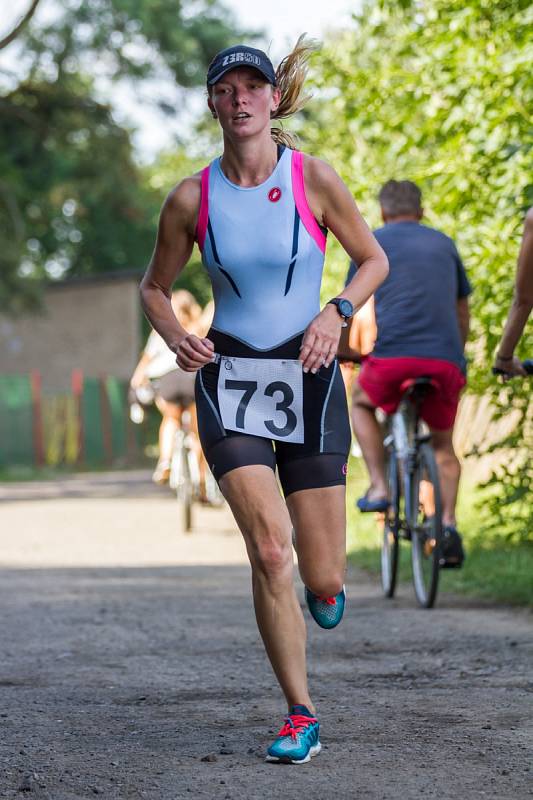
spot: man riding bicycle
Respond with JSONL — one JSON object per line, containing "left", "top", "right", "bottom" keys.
{"left": 349, "top": 180, "right": 471, "bottom": 567}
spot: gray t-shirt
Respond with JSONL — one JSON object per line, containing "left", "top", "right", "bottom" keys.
{"left": 346, "top": 222, "right": 472, "bottom": 370}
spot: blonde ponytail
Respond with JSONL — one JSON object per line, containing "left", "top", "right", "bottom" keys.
{"left": 271, "top": 35, "right": 319, "bottom": 149}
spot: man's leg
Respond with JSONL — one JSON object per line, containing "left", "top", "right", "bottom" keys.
{"left": 429, "top": 427, "right": 461, "bottom": 527}
{"left": 152, "top": 398, "right": 182, "bottom": 482}
{"left": 219, "top": 465, "right": 313, "bottom": 712}
{"left": 351, "top": 382, "right": 388, "bottom": 501}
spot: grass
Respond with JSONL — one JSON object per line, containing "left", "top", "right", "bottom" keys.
{"left": 346, "top": 456, "right": 533, "bottom": 607}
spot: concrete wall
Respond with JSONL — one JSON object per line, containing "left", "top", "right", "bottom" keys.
{"left": 0, "top": 275, "right": 142, "bottom": 391}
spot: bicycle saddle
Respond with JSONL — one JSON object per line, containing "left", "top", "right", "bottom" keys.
{"left": 400, "top": 376, "right": 439, "bottom": 398}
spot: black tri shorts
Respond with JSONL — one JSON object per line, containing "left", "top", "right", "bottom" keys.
{"left": 195, "top": 329, "right": 351, "bottom": 497}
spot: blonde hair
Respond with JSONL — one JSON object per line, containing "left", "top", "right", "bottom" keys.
{"left": 271, "top": 35, "right": 319, "bottom": 149}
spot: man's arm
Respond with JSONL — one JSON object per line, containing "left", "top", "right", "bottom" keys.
{"left": 456, "top": 297, "right": 470, "bottom": 347}
{"left": 494, "top": 209, "right": 533, "bottom": 375}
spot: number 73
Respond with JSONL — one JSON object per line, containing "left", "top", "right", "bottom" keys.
{"left": 225, "top": 379, "right": 297, "bottom": 437}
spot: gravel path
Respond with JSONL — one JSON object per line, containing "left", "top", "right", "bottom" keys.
{"left": 0, "top": 471, "right": 531, "bottom": 799}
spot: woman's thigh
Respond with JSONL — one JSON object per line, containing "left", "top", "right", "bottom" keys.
{"left": 219, "top": 464, "right": 293, "bottom": 572}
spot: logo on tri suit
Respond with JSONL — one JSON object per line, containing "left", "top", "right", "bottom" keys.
{"left": 342, "top": 462, "right": 348, "bottom": 476}
{"left": 268, "top": 187, "right": 282, "bottom": 203}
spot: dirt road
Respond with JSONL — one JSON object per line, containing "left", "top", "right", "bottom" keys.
{"left": 0, "top": 471, "right": 531, "bottom": 799}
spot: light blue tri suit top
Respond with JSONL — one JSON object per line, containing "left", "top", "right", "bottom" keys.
{"left": 196, "top": 146, "right": 328, "bottom": 350}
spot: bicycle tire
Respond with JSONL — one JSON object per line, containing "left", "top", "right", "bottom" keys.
{"left": 178, "top": 444, "right": 193, "bottom": 533}
{"left": 410, "top": 442, "right": 442, "bottom": 608}
{"left": 381, "top": 451, "right": 400, "bottom": 598}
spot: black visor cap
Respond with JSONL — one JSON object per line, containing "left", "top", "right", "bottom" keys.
{"left": 207, "top": 45, "right": 276, "bottom": 86}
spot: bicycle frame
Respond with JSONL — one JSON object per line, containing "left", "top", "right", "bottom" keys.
{"left": 384, "top": 386, "right": 432, "bottom": 530}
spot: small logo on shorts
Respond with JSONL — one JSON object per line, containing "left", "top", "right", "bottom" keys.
{"left": 268, "top": 187, "right": 282, "bottom": 202}
{"left": 342, "top": 463, "right": 348, "bottom": 476}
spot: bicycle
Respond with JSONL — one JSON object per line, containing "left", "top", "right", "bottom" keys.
{"left": 381, "top": 377, "right": 443, "bottom": 608}
{"left": 169, "top": 409, "right": 223, "bottom": 532}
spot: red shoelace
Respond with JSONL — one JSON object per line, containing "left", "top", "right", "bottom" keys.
{"left": 277, "top": 714, "right": 318, "bottom": 740}
{"left": 319, "top": 596, "right": 337, "bottom": 605}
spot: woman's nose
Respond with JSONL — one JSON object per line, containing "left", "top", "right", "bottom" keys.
{"left": 232, "top": 90, "right": 247, "bottom": 106}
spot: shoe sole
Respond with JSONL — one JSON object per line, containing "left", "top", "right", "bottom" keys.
{"left": 265, "top": 742, "right": 321, "bottom": 764}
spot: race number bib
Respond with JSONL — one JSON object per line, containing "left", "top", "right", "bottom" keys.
{"left": 217, "top": 357, "right": 304, "bottom": 444}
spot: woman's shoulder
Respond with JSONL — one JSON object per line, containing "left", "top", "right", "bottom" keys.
{"left": 166, "top": 172, "right": 202, "bottom": 212}
{"left": 161, "top": 172, "right": 203, "bottom": 232}
{"left": 300, "top": 152, "right": 342, "bottom": 193}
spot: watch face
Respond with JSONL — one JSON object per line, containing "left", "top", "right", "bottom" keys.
{"left": 338, "top": 299, "right": 353, "bottom": 317}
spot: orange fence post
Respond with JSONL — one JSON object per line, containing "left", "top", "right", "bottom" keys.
{"left": 71, "top": 369, "right": 84, "bottom": 465}
{"left": 99, "top": 376, "right": 114, "bottom": 464}
{"left": 30, "top": 370, "right": 45, "bottom": 467}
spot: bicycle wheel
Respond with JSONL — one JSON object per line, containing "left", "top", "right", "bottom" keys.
{"left": 176, "top": 443, "right": 193, "bottom": 533}
{"left": 205, "top": 470, "right": 224, "bottom": 506}
{"left": 410, "top": 442, "right": 442, "bottom": 608}
{"left": 381, "top": 450, "right": 400, "bottom": 598}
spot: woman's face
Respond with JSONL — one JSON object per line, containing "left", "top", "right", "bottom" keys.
{"left": 208, "top": 67, "right": 280, "bottom": 140}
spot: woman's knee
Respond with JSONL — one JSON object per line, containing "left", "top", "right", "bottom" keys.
{"left": 249, "top": 528, "right": 293, "bottom": 584}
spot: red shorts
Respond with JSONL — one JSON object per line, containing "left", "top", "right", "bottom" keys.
{"left": 358, "top": 356, "right": 466, "bottom": 431}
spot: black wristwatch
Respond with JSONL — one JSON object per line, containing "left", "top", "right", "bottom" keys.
{"left": 327, "top": 297, "right": 354, "bottom": 327}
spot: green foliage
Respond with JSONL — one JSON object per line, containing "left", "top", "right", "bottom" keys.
{"left": 22, "top": 0, "right": 246, "bottom": 88}
{"left": 303, "top": 0, "right": 532, "bottom": 541}
{"left": 0, "top": 0, "right": 247, "bottom": 312}
{"left": 0, "top": 74, "right": 159, "bottom": 308}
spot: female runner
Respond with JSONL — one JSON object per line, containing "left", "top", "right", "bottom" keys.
{"left": 140, "top": 38, "right": 388, "bottom": 764}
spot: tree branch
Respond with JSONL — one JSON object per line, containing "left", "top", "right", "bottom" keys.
{"left": 0, "top": 0, "right": 42, "bottom": 51}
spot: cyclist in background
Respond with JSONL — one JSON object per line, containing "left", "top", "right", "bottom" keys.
{"left": 130, "top": 290, "right": 202, "bottom": 485}
{"left": 349, "top": 180, "right": 471, "bottom": 567}
{"left": 493, "top": 208, "right": 533, "bottom": 376}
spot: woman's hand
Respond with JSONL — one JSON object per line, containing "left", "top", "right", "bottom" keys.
{"left": 299, "top": 305, "right": 343, "bottom": 373}
{"left": 175, "top": 334, "right": 215, "bottom": 371}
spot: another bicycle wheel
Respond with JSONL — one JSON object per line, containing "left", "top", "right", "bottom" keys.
{"left": 381, "top": 450, "right": 400, "bottom": 598}
{"left": 178, "top": 451, "right": 193, "bottom": 533}
{"left": 410, "top": 442, "right": 442, "bottom": 608}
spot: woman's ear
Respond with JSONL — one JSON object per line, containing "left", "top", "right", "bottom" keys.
{"left": 207, "top": 96, "right": 217, "bottom": 119}
{"left": 270, "top": 86, "right": 281, "bottom": 115}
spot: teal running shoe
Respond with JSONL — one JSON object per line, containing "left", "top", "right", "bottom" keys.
{"left": 305, "top": 585, "right": 346, "bottom": 629}
{"left": 266, "top": 705, "right": 321, "bottom": 764}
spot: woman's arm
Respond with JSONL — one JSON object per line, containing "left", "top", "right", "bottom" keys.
{"left": 300, "top": 156, "right": 389, "bottom": 373}
{"left": 140, "top": 175, "right": 214, "bottom": 371}
{"left": 494, "top": 209, "right": 533, "bottom": 376}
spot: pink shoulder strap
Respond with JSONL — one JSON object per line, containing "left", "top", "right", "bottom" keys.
{"left": 291, "top": 150, "right": 327, "bottom": 254}
{"left": 195, "top": 166, "right": 210, "bottom": 252}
